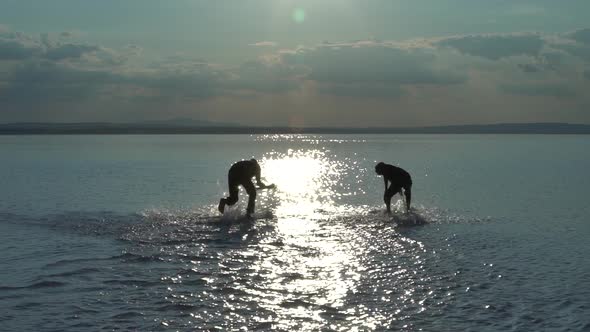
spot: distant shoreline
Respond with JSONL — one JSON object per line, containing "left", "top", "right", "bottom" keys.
{"left": 1, "top": 123, "right": 590, "bottom": 135}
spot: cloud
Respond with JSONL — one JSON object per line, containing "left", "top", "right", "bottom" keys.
{"left": 317, "top": 82, "right": 404, "bottom": 98}
{"left": 553, "top": 43, "right": 590, "bottom": 62}
{"left": 125, "top": 44, "right": 143, "bottom": 56}
{"left": 224, "top": 59, "right": 300, "bottom": 94}
{"left": 2, "top": 34, "right": 467, "bottom": 102}
{"left": 249, "top": 41, "right": 278, "bottom": 47}
{"left": 551, "top": 29, "right": 590, "bottom": 62}
{"left": 4, "top": 27, "right": 585, "bottom": 104}
{"left": 539, "top": 51, "right": 564, "bottom": 67}
{"left": 0, "top": 58, "right": 231, "bottom": 105}
{"left": 569, "top": 28, "right": 590, "bottom": 45}
{"left": 0, "top": 27, "right": 227, "bottom": 106}
{"left": 0, "top": 29, "right": 106, "bottom": 62}
{"left": 0, "top": 31, "right": 276, "bottom": 107}
{"left": 59, "top": 31, "right": 76, "bottom": 39}
{"left": 2, "top": 26, "right": 590, "bottom": 124}
{"left": 280, "top": 41, "right": 464, "bottom": 97}
{"left": 0, "top": 38, "right": 41, "bottom": 60}
{"left": 44, "top": 44, "right": 100, "bottom": 60}
{"left": 0, "top": 60, "right": 116, "bottom": 104}
{"left": 437, "top": 33, "right": 544, "bottom": 60}
{"left": 0, "top": 31, "right": 43, "bottom": 60}
{"left": 518, "top": 63, "right": 541, "bottom": 73}
{"left": 136, "top": 63, "right": 226, "bottom": 99}
{"left": 499, "top": 82, "right": 576, "bottom": 98}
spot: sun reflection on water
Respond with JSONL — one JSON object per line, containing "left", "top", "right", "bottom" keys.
{"left": 260, "top": 149, "right": 343, "bottom": 218}
{"left": 262, "top": 150, "right": 328, "bottom": 197}
{"left": 245, "top": 149, "right": 380, "bottom": 329}
{"left": 139, "top": 141, "right": 446, "bottom": 330}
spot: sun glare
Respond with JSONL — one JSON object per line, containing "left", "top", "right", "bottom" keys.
{"left": 262, "top": 150, "right": 323, "bottom": 196}
{"left": 244, "top": 147, "right": 368, "bottom": 330}
{"left": 260, "top": 149, "right": 340, "bottom": 217}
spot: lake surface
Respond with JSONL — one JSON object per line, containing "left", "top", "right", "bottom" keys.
{"left": 1, "top": 134, "right": 589, "bottom": 331}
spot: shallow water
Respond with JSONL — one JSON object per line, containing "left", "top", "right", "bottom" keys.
{"left": 1, "top": 134, "right": 589, "bottom": 331}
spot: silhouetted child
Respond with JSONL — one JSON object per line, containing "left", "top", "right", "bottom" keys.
{"left": 218, "top": 159, "right": 275, "bottom": 218}
{"left": 375, "top": 162, "right": 412, "bottom": 213}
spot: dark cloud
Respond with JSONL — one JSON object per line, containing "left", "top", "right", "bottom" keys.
{"left": 499, "top": 82, "right": 576, "bottom": 98}
{"left": 280, "top": 42, "right": 464, "bottom": 97}
{"left": 40, "top": 33, "right": 53, "bottom": 48}
{"left": 0, "top": 61, "right": 116, "bottom": 103}
{"left": 437, "top": 34, "right": 544, "bottom": 60}
{"left": 2, "top": 27, "right": 589, "bottom": 124}
{"left": 317, "top": 82, "right": 404, "bottom": 98}
{"left": 569, "top": 28, "right": 590, "bottom": 45}
{"left": 125, "top": 44, "right": 142, "bottom": 56}
{"left": 0, "top": 30, "right": 104, "bottom": 62}
{"left": 518, "top": 63, "right": 540, "bottom": 73}
{"left": 0, "top": 31, "right": 43, "bottom": 60}
{"left": 0, "top": 29, "right": 291, "bottom": 107}
{"left": 555, "top": 43, "right": 590, "bottom": 62}
{"left": 44, "top": 44, "right": 100, "bottom": 60}
{"left": 136, "top": 66, "right": 225, "bottom": 99}
{"left": 3, "top": 36, "right": 470, "bottom": 102}
{"left": 223, "top": 59, "right": 301, "bottom": 94}
{"left": 539, "top": 52, "right": 563, "bottom": 67}
{"left": 551, "top": 29, "right": 590, "bottom": 62}
{"left": 59, "top": 31, "right": 75, "bottom": 39}
{"left": 0, "top": 38, "right": 40, "bottom": 60}
{"left": 516, "top": 51, "right": 566, "bottom": 73}
{"left": 0, "top": 56, "right": 231, "bottom": 107}
{"left": 285, "top": 43, "right": 463, "bottom": 84}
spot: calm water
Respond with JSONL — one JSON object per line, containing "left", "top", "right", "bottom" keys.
{"left": 1, "top": 134, "right": 589, "bottom": 331}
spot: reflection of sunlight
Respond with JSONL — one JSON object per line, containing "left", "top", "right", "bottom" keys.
{"left": 247, "top": 216, "right": 364, "bottom": 330}
{"left": 263, "top": 151, "right": 323, "bottom": 196}
{"left": 152, "top": 137, "right": 437, "bottom": 330}
{"left": 260, "top": 149, "right": 341, "bottom": 217}
{"left": 247, "top": 148, "right": 377, "bottom": 330}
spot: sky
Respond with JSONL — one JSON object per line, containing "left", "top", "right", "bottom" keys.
{"left": 1, "top": 0, "right": 589, "bottom": 127}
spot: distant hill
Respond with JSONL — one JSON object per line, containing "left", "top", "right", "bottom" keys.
{"left": 1, "top": 122, "right": 589, "bottom": 134}
{"left": 136, "top": 118, "right": 235, "bottom": 127}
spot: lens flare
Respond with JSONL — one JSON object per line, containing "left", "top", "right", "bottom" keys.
{"left": 292, "top": 8, "right": 306, "bottom": 23}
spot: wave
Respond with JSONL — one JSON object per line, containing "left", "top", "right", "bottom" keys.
{"left": 1, "top": 204, "right": 489, "bottom": 250}
{"left": 110, "top": 311, "right": 144, "bottom": 320}
{"left": 102, "top": 279, "right": 160, "bottom": 287}
{"left": 41, "top": 267, "right": 101, "bottom": 278}
{"left": 0, "top": 203, "right": 493, "bottom": 332}
{"left": 0, "top": 280, "right": 66, "bottom": 291}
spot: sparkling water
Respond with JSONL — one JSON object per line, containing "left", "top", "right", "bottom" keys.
{"left": 1, "top": 134, "right": 588, "bottom": 331}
